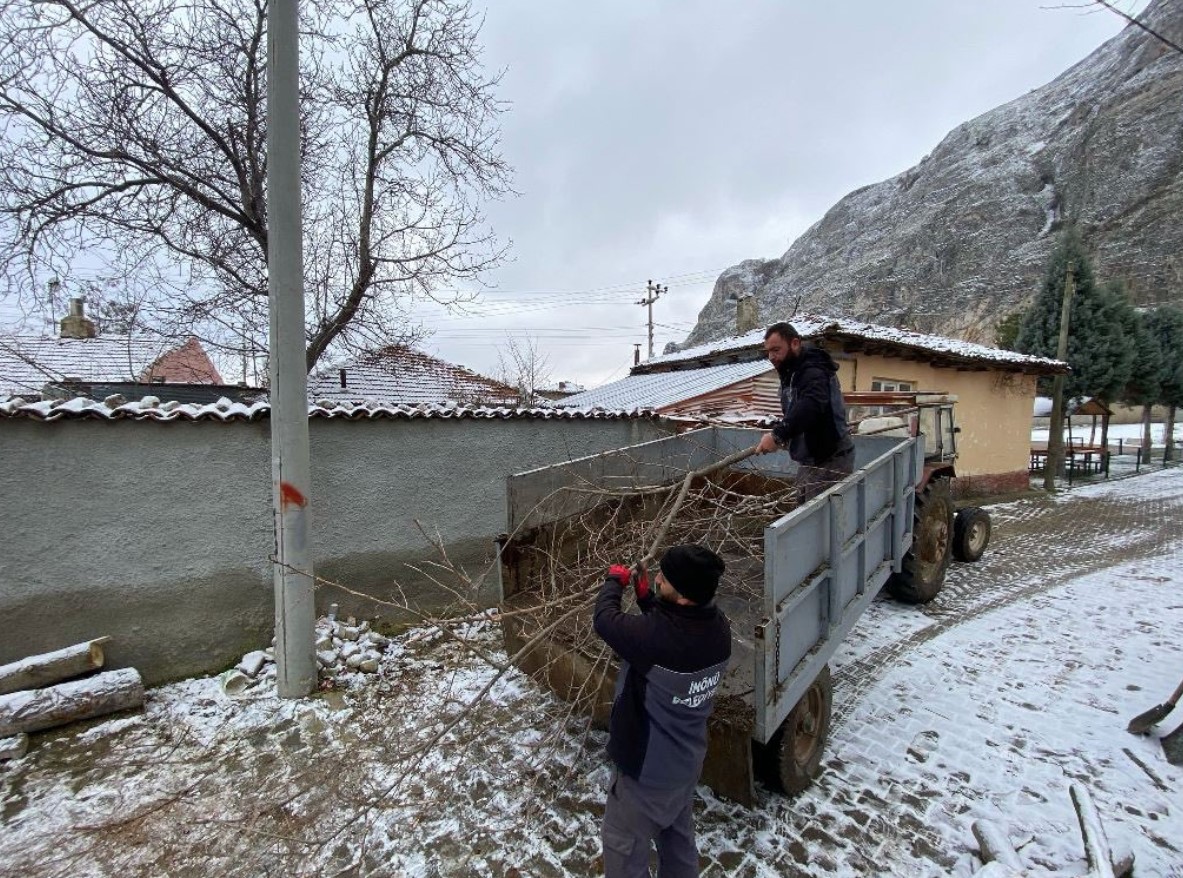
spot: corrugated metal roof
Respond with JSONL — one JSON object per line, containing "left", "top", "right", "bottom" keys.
{"left": 642, "top": 314, "right": 1067, "bottom": 373}
{"left": 557, "top": 359, "right": 770, "bottom": 410}
{"left": 308, "top": 345, "right": 522, "bottom": 406}
{"left": 0, "top": 335, "right": 199, "bottom": 396}
{"left": 0, "top": 394, "right": 663, "bottom": 423}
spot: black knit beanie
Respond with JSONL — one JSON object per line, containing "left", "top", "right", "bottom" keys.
{"left": 660, "top": 544, "right": 726, "bottom": 604}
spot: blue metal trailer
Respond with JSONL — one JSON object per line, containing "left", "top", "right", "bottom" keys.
{"left": 499, "top": 403, "right": 970, "bottom": 805}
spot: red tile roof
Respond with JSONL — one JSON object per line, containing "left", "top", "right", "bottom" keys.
{"left": 0, "top": 395, "right": 665, "bottom": 423}
{"left": 0, "top": 334, "right": 222, "bottom": 397}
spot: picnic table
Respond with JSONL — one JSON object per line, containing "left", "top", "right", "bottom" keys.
{"left": 1029, "top": 441, "right": 1108, "bottom": 476}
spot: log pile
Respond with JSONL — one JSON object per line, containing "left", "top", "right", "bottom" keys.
{"left": 0, "top": 638, "right": 144, "bottom": 761}
{"left": 968, "top": 783, "right": 1133, "bottom": 877}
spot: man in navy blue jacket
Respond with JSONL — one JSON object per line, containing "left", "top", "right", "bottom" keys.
{"left": 593, "top": 544, "right": 731, "bottom": 878}
{"left": 756, "top": 321, "right": 855, "bottom": 501}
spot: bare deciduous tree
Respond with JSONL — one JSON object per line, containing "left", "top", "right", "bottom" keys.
{"left": 0, "top": 0, "right": 511, "bottom": 371}
{"left": 496, "top": 335, "right": 552, "bottom": 405}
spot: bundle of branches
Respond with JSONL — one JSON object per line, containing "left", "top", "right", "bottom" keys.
{"left": 501, "top": 455, "right": 800, "bottom": 718}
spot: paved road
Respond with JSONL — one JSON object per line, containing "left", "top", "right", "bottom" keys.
{"left": 3, "top": 470, "right": 1182, "bottom": 878}
{"left": 832, "top": 471, "right": 1183, "bottom": 725}
{"left": 689, "top": 469, "right": 1183, "bottom": 877}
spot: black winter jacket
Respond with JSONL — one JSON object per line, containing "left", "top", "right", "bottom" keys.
{"left": 593, "top": 578, "right": 731, "bottom": 788}
{"left": 771, "top": 345, "right": 854, "bottom": 465}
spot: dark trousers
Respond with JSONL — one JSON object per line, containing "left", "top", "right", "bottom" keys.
{"left": 796, "top": 447, "right": 855, "bottom": 503}
{"left": 601, "top": 771, "right": 700, "bottom": 877}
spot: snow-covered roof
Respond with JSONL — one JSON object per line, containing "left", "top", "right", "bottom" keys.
{"left": 0, "top": 334, "right": 211, "bottom": 397}
{"left": 308, "top": 345, "right": 522, "bottom": 406}
{"left": 557, "top": 359, "right": 770, "bottom": 411}
{"left": 644, "top": 314, "right": 1067, "bottom": 373}
{"left": 0, "top": 394, "right": 662, "bottom": 423}
{"left": 1033, "top": 396, "right": 1109, "bottom": 418}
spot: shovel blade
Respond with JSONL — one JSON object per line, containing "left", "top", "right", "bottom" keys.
{"left": 1162, "top": 723, "right": 1183, "bottom": 766}
{"left": 1127, "top": 702, "right": 1174, "bottom": 735}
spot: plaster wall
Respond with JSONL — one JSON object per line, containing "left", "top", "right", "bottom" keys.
{"left": 826, "top": 347, "right": 1036, "bottom": 483}
{"left": 0, "top": 416, "right": 669, "bottom": 683}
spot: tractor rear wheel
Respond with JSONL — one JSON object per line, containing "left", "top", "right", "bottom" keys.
{"left": 888, "top": 477, "right": 954, "bottom": 604}
{"left": 764, "top": 665, "right": 833, "bottom": 795}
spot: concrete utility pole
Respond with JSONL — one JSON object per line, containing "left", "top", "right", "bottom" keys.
{"left": 268, "top": 0, "right": 316, "bottom": 697}
{"left": 636, "top": 280, "right": 666, "bottom": 360}
{"left": 1044, "top": 262, "right": 1076, "bottom": 493}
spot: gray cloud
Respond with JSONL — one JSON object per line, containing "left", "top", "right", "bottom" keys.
{"left": 416, "top": 2, "right": 1155, "bottom": 386}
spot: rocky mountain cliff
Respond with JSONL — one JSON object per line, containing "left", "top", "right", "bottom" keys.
{"left": 683, "top": 0, "right": 1183, "bottom": 349}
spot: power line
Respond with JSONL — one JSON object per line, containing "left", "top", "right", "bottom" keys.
{"left": 427, "top": 265, "right": 730, "bottom": 302}
{"left": 429, "top": 325, "right": 653, "bottom": 333}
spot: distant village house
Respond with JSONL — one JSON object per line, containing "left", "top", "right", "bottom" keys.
{"left": 560, "top": 311, "right": 1067, "bottom": 497}
{"left": 0, "top": 298, "right": 227, "bottom": 402}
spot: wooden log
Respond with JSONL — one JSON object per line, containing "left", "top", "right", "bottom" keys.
{"left": 0, "top": 638, "right": 111, "bottom": 695}
{"left": 0, "top": 668, "right": 144, "bottom": 737}
{"left": 972, "top": 819, "right": 1025, "bottom": 870}
{"left": 1110, "top": 838, "right": 1134, "bottom": 877}
{"left": 0, "top": 733, "right": 28, "bottom": 761}
{"left": 1070, "top": 782, "right": 1116, "bottom": 878}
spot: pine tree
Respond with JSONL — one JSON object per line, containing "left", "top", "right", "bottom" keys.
{"left": 994, "top": 310, "right": 1024, "bottom": 351}
{"left": 1111, "top": 287, "right": 1161, "bottom": 452}
{"left": 1015, "top": 228, "right": 1134, "bottom": 403}
{"left": 1144, "top": 305, "right": 1183, "bottom": 462}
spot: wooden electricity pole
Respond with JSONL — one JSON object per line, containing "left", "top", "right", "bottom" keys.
{"left": 1044, "top": 262, "right": 1076, "bottom": 492}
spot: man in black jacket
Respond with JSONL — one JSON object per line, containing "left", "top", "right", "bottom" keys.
{"left": 756, "top": 321, "right": 855, "bottom": 501}
{"left": 593, "top": 544, "right": 731, "bottom": 878}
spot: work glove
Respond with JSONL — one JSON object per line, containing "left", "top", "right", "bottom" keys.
{"left": 606, "top": 564, "right": 650, "bottom": 600}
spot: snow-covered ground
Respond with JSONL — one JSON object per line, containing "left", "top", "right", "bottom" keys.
{"left": 2, "top": 470, "right": 1183, "bottom": 877}
{"left": 1031, "top": 421, "right": 1181, "bottom": 445}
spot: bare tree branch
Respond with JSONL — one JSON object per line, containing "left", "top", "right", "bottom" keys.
{"left": 1090, "top": 0, "right": 1183, "bottom": 55}
{"left": 0, "top": 0, "right": 512, "bottom": 373}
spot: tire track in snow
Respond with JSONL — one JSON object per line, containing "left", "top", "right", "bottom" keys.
{"left": 831, "top": 470, "right": 1183, "bottom": 728}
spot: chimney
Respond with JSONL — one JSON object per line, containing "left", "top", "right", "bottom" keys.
{"left": 736, "top": 295, "right": 760, "bottom": 334}
{"left": 59, "top": 297, "right": 97, "bottom": 339}
{"left": 633, "top": 343, "right": 641, "bottom": 366}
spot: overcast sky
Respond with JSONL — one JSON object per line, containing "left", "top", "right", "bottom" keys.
{"left": 413, "top": 0, "right": 1149, "bottom": 390}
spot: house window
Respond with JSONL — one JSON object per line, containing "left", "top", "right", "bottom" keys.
{"left": 865, "top": 378, "right": 917, "bottom": 417}
{"left": 870, "top": 378, "right": 915, "bottom": 392}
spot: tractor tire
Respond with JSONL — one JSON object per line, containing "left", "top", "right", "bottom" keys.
{"left": 952, "top": 506, "right": 991, "bottom": 563}
{"left": 888, "top": 477, "right": 954, "bottom": 604}
{"left": 764, "top": 665, "right": 833, "bottom": 795}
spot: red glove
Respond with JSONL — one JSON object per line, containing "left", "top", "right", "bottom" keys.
{"left": 607, "top": 565, "right": 632, "bottom": 587}
{"left": 633, "top": 567, "right": 650, "bottom": 600}
{"left": 606, "top": 564, "right": 650, "bottom": 600}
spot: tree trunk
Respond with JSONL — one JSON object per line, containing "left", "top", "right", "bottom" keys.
{"left": 0, "top": 638, "right": 110, "bottom": 696}
{"left": 1099, "top": 411, "right": 1110, "bottom": 475}
{"left": 1143, "top": 404, "right": 1153, "bottom": 460}
{"left": 0, "top": 668, "right": 144, "bottom": 737}
{"left": 1166, "top": 405, "right": 1177, "bottom": 463}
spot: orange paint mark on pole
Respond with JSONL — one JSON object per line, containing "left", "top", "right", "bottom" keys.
{"left": 279, "top": 481, "right": 308, "bottom": 509}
